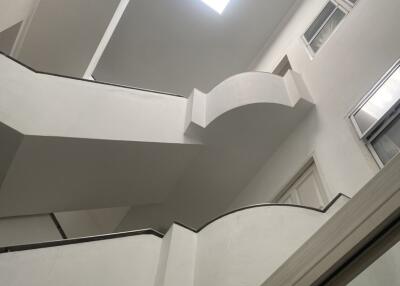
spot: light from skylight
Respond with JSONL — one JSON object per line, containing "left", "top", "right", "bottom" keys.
{"left": 202, "top": 0, "right": 230, "bottom": 14}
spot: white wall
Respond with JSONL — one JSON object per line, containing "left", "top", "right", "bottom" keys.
{"left": 116, "top": 204, "right": 173, "bottom": 233}
{"left": 155, "top": 224, "right": 197, "bottom": 286}
{"left": 0, "top": 214, "right": 61, "bottom": 247}
{"left": 0, "top": 235, "right": 162, "bottom": 286}
{"left": 349, "top": 241, "right": 400, "bottom": 286}
{"left": 0, "top": 54, "right": 189, "bottom": 144}
{"left": 0, "top": 0, "right": 37, "bottom": 32}
{"left": 195, "top": 196, "right": 347, "bottom": 286}
{"left": 229, "top": 0, "right": 400, "bottom": 209}
{"left": 55, "top": 206, "right": 130, "bottom": 238}
{"left": 16, "top": 0, "right": 120, "bottom": 77}
{"left": 0, "top": 197, "right": 347, "bottom": 286}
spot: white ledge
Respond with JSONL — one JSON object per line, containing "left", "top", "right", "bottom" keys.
{"left": 186, "top": 71, "right": 314, "bottom": 130}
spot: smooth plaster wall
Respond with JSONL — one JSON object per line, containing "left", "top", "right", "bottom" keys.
{"left": 116, "top": 204, "right": 173, "bottom": 233}
{"left": 92, "top": 0, "right": 298, "bottom": 96}
{"left": 17, "top": 0, "right": 120, "bottom": 77}
{"left": 0, "top": 214, "right": 62, "bottom": 247}
{"left": 55, "top": 206, "right": 130, "bottom": 238}
{"left": 0, "top": 54, "right": 190, "bottom": 144}
{"left": 0, "top": 197, "right": 347, "bottom": 286}
{"left": 195, "top": 197, "right": 347, "bottom": 286}
{"left": 0, "top": 122, "right": 23, "bottom": 195}
{"left": 0, "top": 22, "right": 22, "bottom": 55}
{"left": 348, "top": 241, "right": 400, "bottom": 286}
{"left": 229, "top": 0, "right": 400, "bottom": 209}
{"left": 0, "top": 0, "right": 37, "bottom": 32}
{"left": 155, "top": 224, "right": 197, "bottom": 286}
{"left": 0, "top": 235, "right": 162, "bottom": 286}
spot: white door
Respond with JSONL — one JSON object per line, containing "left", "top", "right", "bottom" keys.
{"left": 278, "top": 162, "right": 329, "bottom": 209}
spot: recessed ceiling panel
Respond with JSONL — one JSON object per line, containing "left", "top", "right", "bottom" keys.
{"left": 93, "top": 0, "right": 298, "bottom": 96}
{"left": 18, "top": 0, "right": 120, "bottom": 77}
{"left": 202, "top": 0, "right": 231, "bottom": 14}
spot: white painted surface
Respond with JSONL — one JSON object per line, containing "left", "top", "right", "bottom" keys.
{"left": 83, "top": 0, "right": 130, "bottom": 79}
{"left": 93, "top": 0, "right": 299, "bottom": 95}
{"left": 55, "top": 206, "right": 130, "bottom": 238}
{"left": 16, "top": 0, "right": 120, "bottom": 77}
{"left": 187, "top": 71, "right": 312, "bottom": 130}
{"left": 154, "top": 226, "right": 173, "bottom": 286}
{"left": 0, "top": 138, "right": 201, "bottom": 217}
{"left": 278, "top": 161, "right": 329, "bottom": 209}
{"left": 349, "top": 241, "right": 400, "bottom": 286}
{"left": 0, "top": 55, "right": 189, "bottom": 144}
{"left": 0, "top": 235, "right": 162, "bottom": 286}
{"left": 262, "top": 154, "right": 400, "bottom": 286}
{"left": 0, "top": 214, "right": 61, "bottom": 247}
{"left": 0, "top": 197, "right": 347, "bottom": 286}
{"left": 0, "top": 22, "right": 22, "bottom": 55}
{"left": 0, "top": 0, "right": 36, "bottom": 32}
{"left": 230, "top": 0, "right": 400, "bottom": 210}
{"left": 155, "top": 224, "right": 197, "bottom": 286}
{"left": 159, "top": 70, "right": 314, "bottom": 229}
{"left": 0, "top": 53, "right": 314, "bottom": 226}
{"left": 204, "top": 72, "right": 288, "bottom": 126}
{"left": 116, "top": 204, "right": 172, "bottom": 233}
{"left": 195, "top": 197, "right": 347, "bottom": 286}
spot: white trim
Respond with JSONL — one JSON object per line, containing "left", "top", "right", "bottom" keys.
{"left": 349, "top": 59, "right": 400, "bottom": 167}
{"left": 367, "top": 111, "right": 400, "bottom": 168}
{"left": 83, "top": 0, "right": 130, "bottom": 79}
{"left": 10, "top": 0, "right": 41, "bottom": 58}
{"left": 367, "top": 142, "right": 385, "bottom": 169}
{"left": 342, "top": 0, "right": 359, "bottom": 8}
{"left": 305, "top": 2, "right": 337, "bottom": 44}
{"left": 349, "top": 59, "right": 400, "bottom": 139}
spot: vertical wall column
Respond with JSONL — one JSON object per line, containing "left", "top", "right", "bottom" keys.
{"left": 154, "top": 224, "right": 197, "bottom": 286}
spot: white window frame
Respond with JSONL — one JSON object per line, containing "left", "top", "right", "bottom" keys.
{"left": 365, "top": 109, "right": 400, "bottom": 168}
{"left": 343, "top": 0, "right": 359, "bottom": 7}
{"left": 302, "top": 0, "right": 353, "bottom": 56}
{"left": 350, "top": 59, "right": 400, "bottom": 168}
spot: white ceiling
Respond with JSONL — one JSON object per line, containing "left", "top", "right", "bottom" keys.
{"left": 18, "top": 0, "right": 120, "bottom": 77}
{"left": 93, "top": 0, "right": 299, "bottom": 96}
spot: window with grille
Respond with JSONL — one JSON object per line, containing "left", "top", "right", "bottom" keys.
{"left": 303, "top": 0, "right": 357, "bottom": 55}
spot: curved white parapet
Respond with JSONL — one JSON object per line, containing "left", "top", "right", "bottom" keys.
{"left": 194, "top": 204, "right": 342, "bottom": 286}
{"left": 0, "top": 195, "right": 349, "bottom": 286}
{"left": 186, "top": 70, "right": 314, "bottom": 130}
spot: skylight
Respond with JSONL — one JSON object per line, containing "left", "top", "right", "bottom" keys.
{"left": 202, "top": 0, "right": 230, "bottom": 14}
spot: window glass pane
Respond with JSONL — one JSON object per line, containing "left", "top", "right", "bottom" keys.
{"left": 304, "top": 1, "right": 336, "bottom": 42}
{"left": 310, "top": 8, "right": 345, "bottom": 52}
{"left": 371, "top": 115, "right": 400, "bottom": 165}
{"left": 354, "top": 67, "right": 400, "bottom": 135}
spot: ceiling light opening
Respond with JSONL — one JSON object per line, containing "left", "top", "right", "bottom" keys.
{"left": 202, "top": 0, "right": 231, "bottom": 14}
